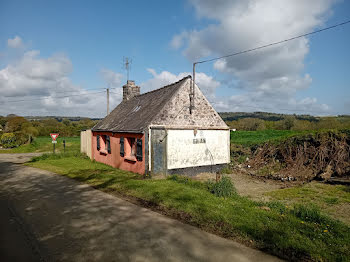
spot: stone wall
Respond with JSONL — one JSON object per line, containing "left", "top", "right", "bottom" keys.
{"left": 151, "top": 79, "right": 228, "bottom": 129}
{"left": 123, "top": 80, "right": 140, "bottom": 101}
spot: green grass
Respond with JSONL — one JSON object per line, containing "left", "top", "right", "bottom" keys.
{"left": 0, "top": 136, "right": 80, "bottom": 153}
{"left": 230, "top": 130, "right": 310, "bottom": 146}
{"left": 266, "top": 182, "right": 350, "bottom": 225}
{"left": 27, "top": 154, "right": 350, "bottom": 262}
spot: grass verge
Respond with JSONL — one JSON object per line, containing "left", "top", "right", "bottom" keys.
{"left": 0, "top": 136, "right": 80, "bottom": 153}
{"left": 266, "top": 182, "right": 350, "bottom": 225}
{"left": 27, "top": 154, "right": 350, "bottom": 262}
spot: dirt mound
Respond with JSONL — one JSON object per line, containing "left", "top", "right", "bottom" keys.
{"left": 250, "top": 130, "right": 350, "bottom": 181}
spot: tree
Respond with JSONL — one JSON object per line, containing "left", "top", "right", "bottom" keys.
{"left": 1, "top": 133, "right": 17, "bottom": 148}
{"left": 0, "top": 116, "right": 7, "bottom": 128}
{"left": 276, "top": 116, "right": 296, "bottom": 130}
{"left": 317, "top": 117, "right": 341, "bottom": 130}
{"left": 5, "top": 116, "right": 28, "bottom": 132}
{"left": 63, "top": 119, "right": 71, "bottom": 126}
{"left": 292, "top": 120, "right": 315, "bottom": 131}
{"left": 237, "top": 118, "right": 266, "bottom": 131}
{"left": 21, "top": 122, "right": 39, "bottom": 143}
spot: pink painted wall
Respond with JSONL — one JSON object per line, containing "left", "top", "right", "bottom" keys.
{"left": 91, "top": 131, "right": 146, "bottom": 175}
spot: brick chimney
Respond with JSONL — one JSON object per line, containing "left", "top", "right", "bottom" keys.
{"left": 123, "top": 80, "right": 140, "bottom": 101}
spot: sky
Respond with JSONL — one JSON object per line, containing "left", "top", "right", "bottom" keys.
{"left": 0, "top": 0, "right": 349, "bottom": 118}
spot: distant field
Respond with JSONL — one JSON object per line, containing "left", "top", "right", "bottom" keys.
{"left": 0, "top": 136, "right": 80, "bottom": 154}
{"left": 230, "top": 130, "right": 310, "bottom": 146}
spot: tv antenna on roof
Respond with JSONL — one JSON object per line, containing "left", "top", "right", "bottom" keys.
{"left": 123, "top": 57, "right": 132, "bottom": 81}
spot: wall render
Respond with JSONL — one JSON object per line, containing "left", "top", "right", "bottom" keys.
{"left": 166, "top": 129, "right": 230, "bottom": 170}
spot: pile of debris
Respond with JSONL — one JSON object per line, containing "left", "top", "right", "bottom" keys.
{"left": 249, "top": 130, "right": 350, "bottom": 181}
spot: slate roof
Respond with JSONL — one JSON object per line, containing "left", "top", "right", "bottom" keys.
{"left": 92, "top": 75, "right": 191, "bottom": 133}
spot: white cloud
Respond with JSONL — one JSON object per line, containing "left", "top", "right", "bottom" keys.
{"left": 7, "top": 36, "right": 24, "bottom": 48}
{"left": 140, "top": 68, "right": 328, "bottom": 115}
{"left": 170, "top": 32, "right": 188, "bottom": 49}
{"left": 0, "top": 45, "right": 124, "bottom": 117}
{"left": 100, "top": 68, "right": 124, "bottom": 88}
{"left": 217, "top": 92, "right": 330, "bottom": 115}
{"left": 0, "top": 50, "right": 73, "bottom": 97}
{"left": 171, "top": 0, "right": 336, "bottom": 114}
{"left": 141, "top": 68, "right": 220, "bottom": 100}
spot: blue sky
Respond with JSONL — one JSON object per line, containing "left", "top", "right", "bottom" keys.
{"left": 0, "top": 0, "right": 349, "bottom": 117}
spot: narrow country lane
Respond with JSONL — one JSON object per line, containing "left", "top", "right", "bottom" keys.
{"left": 0, "top": 153, "right": 282, "bottom": 262}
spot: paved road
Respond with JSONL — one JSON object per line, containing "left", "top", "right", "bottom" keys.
{"left": 0, "top": 154, "right": 282, "bottom": 262}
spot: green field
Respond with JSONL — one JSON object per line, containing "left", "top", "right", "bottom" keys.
{"left": 0, "top": 136, "right": 80, "bottom": 154}
{"left": 230, "top": 130, "right": 311, "bottom": 146}
{"left": 27, "top": 154, "right": 350, "bottom": 261}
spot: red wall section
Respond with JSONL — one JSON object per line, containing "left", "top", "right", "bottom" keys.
{"left": 92, "top": 131, "right": 145, "bottom": 175}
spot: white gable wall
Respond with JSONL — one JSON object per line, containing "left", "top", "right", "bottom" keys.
{"left": 151, "top": 79, "right": 228, "bottom": 129}
{"left": 166, "top": 129, "right": 230, "bottom": 169}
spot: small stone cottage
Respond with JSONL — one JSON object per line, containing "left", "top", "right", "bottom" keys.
{"left": 90, "top": 76, "right": 230, "bottom": 175}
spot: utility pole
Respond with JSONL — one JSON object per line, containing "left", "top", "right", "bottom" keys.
{"left": 190, "top": 62, "right": 196, "bottom": 114}
{"left": 106, "top": 87, "right": 109, "bottom": 115}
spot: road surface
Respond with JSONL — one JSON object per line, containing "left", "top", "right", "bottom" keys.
{"left": 0, "top": 153, "right": 282, "bottom": 261}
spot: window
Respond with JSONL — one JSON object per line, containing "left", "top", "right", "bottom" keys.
{"left": 120, "top": 137, "right": 124, "bottom": 157}
{"left": 106, "top": 135, "right": 111, "bottom": 153}
{"left": 130, "top": 138, "right": 136, "bottom": 156}
{"left": 97, "top": 135, "right": 100, "bottom": 151}
{"left": 136, "top": 139, "right": 143, "bottom": 161}
{"left": 120, "top": 137, "right": 142, "bottom": 161}
{"left": 98, "top": 135, "right": 111, "bottom": 154}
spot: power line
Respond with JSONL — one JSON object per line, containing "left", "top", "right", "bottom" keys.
{"left": 4, "top": 86, "right": 122, "bottom": 100}
{"left": 3, "top": 84, "right": 124, "bottom": 103}
{"left": 195, "top": 19, "right": 350, "bottom": 64}
{"left": 3, "top": 90, "right": 106, "bottom": 103}
{"left": 3, "top": 88, "right": 105, "bottom": 100}
{"left": 192, "top": 19, "right": 350, "bottom": 115}
{"left": 49, "top": 87, "right": 106, "bottom": 94}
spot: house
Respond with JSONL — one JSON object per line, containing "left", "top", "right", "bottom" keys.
{"left": 90, "top": 75, "right": 230, "bottom": 175}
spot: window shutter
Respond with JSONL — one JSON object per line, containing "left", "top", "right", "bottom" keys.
{"left": 97, "top": 135, "right": 100, "bottom": 151}
{"left": 106, "top": 135, "right": 111, "bottom": 153}
{"left": 120, "top": 137, "right": 124, "bottom": 157}
{"left": 136, "top": 138, "right": 143, "bottom": 161}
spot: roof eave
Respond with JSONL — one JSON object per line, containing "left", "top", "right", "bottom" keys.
{"left": 92, "top": 129, "right": 144, "bottom": 134}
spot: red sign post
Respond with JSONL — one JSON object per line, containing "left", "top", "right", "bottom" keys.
{"left": 50, "top": 133, "right": 59, "bottom": 153}
{"left": 50, "top": 133, "right": 59, "bottom": 141}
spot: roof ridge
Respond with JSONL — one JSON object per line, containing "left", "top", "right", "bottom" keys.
{"left": 134, "top": 75, "right": 191, "bottom": 98}
{"left": 92, "top": 75, "right": 193, "bottom": 132}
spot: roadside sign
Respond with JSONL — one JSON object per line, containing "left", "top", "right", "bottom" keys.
{"left": 50, "top": 133, "right": 59, "bottom": 141}
{"left": 50, "top": 133, "right": 59, "bottom": 154}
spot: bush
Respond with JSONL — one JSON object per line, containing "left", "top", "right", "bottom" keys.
{"left": 236, "top": 118, "right": 266, "bottom": 131}
{"left": 1, "top": 133, "right": 17, "bottom": 148}
{"left": 209, "top": 176, "right": 237, "bottom": 198}
{"left": 14, "top": 132, "right": 28, "bottom": 145}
